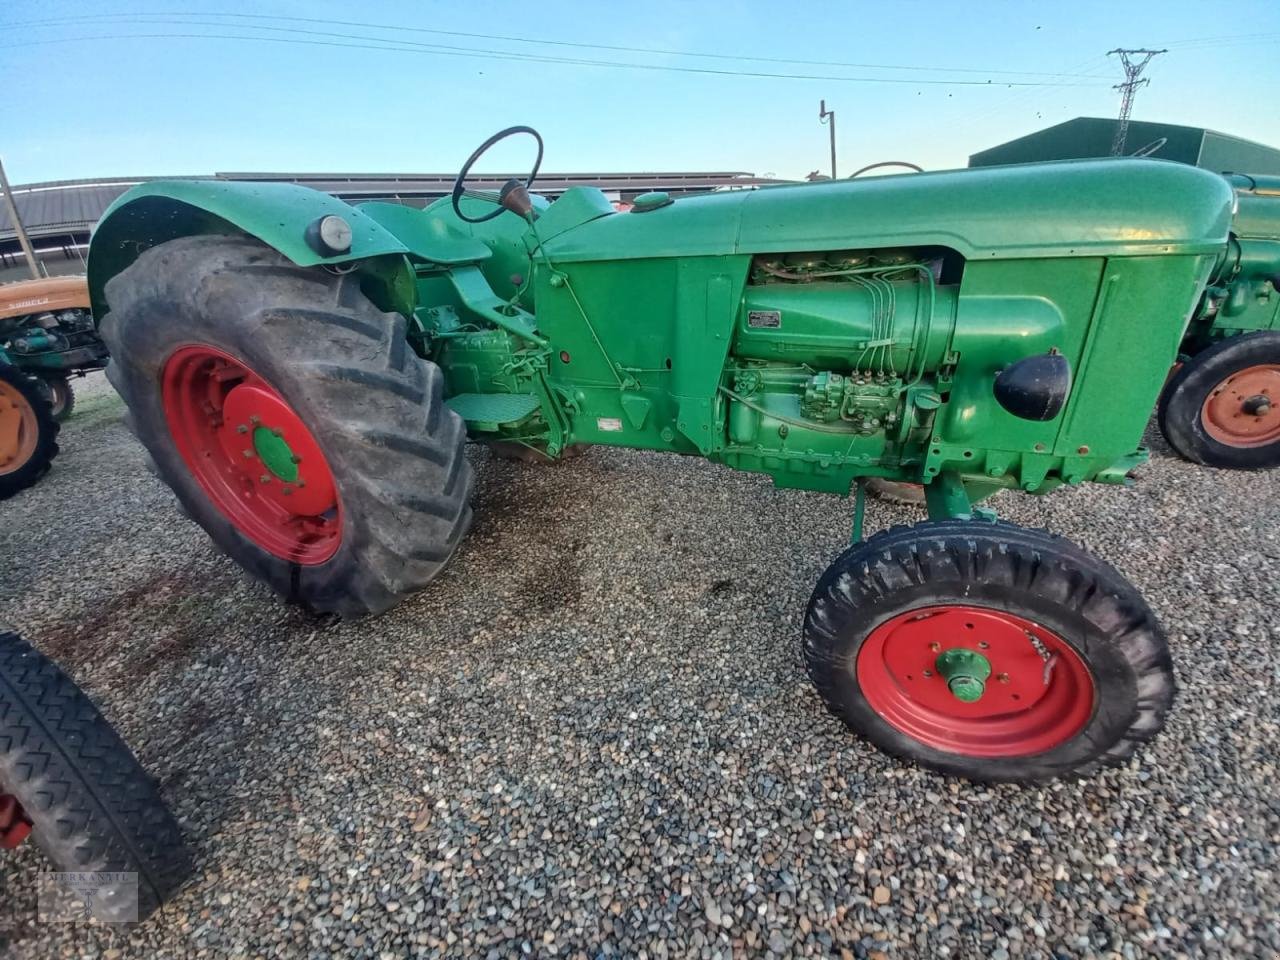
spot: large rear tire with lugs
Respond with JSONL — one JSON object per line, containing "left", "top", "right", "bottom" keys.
{"left": 803, "top": 519, "right": 1175, "bottom": 782}
{"left": 0, "top": 630, "right": 192, "bottom": 922}
{"left": 100, "top": 234, "right": 472, "bottom": 617}
{"left": 0, "top": 363, "right": 58, "bottom": 500}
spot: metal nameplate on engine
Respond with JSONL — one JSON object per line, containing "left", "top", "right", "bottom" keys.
{"left": 747, "top": 310, "right": 781, "bottom": 329}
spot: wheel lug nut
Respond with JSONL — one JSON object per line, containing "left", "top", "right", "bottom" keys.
{"left": 978, "top": 641, "right": 989, "bottom": 649}
{"left": 998, "top": 673, "right": 1010, "bottom": 684}
{"left": 242, "top": 449, "right": 253, "bottom": 459}
{"left": 236, "top": 424, "right": 248, "bottom": 434}
{"left": 929, "top": 642, "right": 941, "bottom": 652}
{"left": 260, "top": 474, "right": 271, "bottom": 483}
{"left": 922, "top": 669, "right": 933, "bottom": 678}
{"left": 281, "top": 486, "right": 292, "bottom": 496}
{"left": 249, "top": 415, "right": 260, "bottom": 425}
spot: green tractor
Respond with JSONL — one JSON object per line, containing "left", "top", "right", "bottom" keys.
{"left": 1158, "top": 173, "right": 1280, "bottom": 467}
{"left": 88, "top": 128, "right": 1235, "bottom": 782}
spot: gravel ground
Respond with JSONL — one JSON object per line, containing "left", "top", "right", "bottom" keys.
{"left": 0, "top": 370, "right": 1277, "bottom": 959}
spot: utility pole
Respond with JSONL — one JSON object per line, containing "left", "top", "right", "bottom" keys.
{"left": 1108, "top": 48, "right": 1165, "bottom": 156}
{"left": 0, "top": 156, "right": 40, "bottom": 279}
{"left": 819, "top": 100, "right": 837, "bottom": 179}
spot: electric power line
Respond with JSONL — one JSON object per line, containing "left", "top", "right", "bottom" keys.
{"left": 3, "top": 11, "right": 1114, "bottom": 85}
{"left": 0, "top": 26, "right": 1112, "bottom": 88}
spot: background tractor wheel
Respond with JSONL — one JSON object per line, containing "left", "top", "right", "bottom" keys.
{"left": 100, "top": 234, "right": 473, "bottom": 617}
{"left": 864, "top": 478, "right": 926, "bottom": 506}
{"left": 44, "top": 376, "right": 75, "bottom": 422}
{"left": 486, "top": 441, "right": 590, "bottom": 465}
{"left": 0, "top": 631, "right": 192, "bottom": 922}
{"left": 0, "top": 363, "right": 59, "bottom": 500}
{"left": 803, "top": 519, "right": 1174, "bottom": 782}
{"left": 1158, "top": 331, "right": 1280, "bottom": 469}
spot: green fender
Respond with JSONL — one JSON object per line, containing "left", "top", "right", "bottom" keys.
{"left": 87, "top": 180, "right": 417, "bottom": 318}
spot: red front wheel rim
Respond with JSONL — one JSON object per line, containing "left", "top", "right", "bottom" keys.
{"left": 856, "top": 605, "right": 1095, "bottom": 758}
{"left": 162, "top": 345, "right": 342, "bottom": 564}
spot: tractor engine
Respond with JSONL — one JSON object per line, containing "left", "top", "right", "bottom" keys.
{"left": 721, "top": 246, "right": 961, "bottom": 486}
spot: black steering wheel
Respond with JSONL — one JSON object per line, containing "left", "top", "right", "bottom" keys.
{"left": 451, "top": 126, "right": 544, "bottom": 224}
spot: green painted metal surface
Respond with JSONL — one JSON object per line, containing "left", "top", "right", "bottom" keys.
{"left": 87, "top": 180, "right": 417, "bottom": 319}
{"left": 969, "top": 124, "right": 1280, "bottom": 363}
{"left": 1187, "top": 174, "right": 1280, "bottom": 348}
{"left": 88, "top": 153, "right": 1237, "bottom": 510}
{"left": 254, "top": 427, "right": 299, "bottom": 483}
{"left": 935, "top": 647, "right": 992, "bottom": 703}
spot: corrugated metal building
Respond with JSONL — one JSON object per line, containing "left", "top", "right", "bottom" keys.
{"left": 969, "top": 117, "right": 1280, "bottom": 174}
{"left": 1, "top": 170, "right": 776, "bottom": 282}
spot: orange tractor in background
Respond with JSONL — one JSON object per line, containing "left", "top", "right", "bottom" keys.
{"left": 0, "top": 275, "right": 107, "bottom": 498}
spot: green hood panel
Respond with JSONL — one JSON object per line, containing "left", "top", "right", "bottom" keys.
{"left": 541, "top": 159, "right": 1233, "bottom": 263}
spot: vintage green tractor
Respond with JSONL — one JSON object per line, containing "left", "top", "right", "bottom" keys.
{"left": 1158, "top": 173, "right": 1280, "bottom": 467}
{"left": 87, "top": 128, "right": 1235, "bottom": 782}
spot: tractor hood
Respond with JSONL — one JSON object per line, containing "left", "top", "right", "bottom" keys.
{"left": 0, "top": 275, "right": 90, "bottom": 321}
{"left": 540, "top": 159, "right": 1233, "bottom": 263}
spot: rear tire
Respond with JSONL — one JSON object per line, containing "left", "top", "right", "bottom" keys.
{"left": 1158, "top": 331, "right": 1280, "bottom": 469}
{"left": 802, "top": 520, "right": 1174, "bottom": 782}
{"left": 0, "top": 363, "right": 59, "bottom": 500}
{"left": 100, "top": 234, "right": 473, "bottom": 617}
{"left": 0, "top": 631, "right": 192, "bottom": 922}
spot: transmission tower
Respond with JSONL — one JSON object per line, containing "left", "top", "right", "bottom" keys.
{"left": 1108, "top": 48, "right": 1165, "bottom": 155}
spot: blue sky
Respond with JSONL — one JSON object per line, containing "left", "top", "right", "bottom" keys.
{"left": 1, "top": 0, "right": 1278, "bottom": 185}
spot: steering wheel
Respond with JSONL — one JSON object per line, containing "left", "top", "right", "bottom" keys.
{"left": 451, "top": 126, "right": 544, "bottom": 224}
{"left": 848, "top": 160, "right": 924, "bottom": 178}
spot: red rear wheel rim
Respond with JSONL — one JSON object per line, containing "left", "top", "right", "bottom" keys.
{"left": 856, "top": 605, "right": 1095, "bottom": 758}
{"left": 0, "top": 793, "right": 32, "bottom": 848}
{"left": 162, "top": 345, "right": 342, "bottom": 564}
{"left": 1200, "top": 363, "right": 1280, "bottom": 447}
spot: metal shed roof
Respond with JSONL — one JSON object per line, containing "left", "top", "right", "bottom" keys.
{"left": 969, "top": 117, "right": 1280, "bottom": 175}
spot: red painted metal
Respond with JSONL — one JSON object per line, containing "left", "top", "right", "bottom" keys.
{"left": 1200, "top": 363, "right": 1280, "bottom": 447}
{"left": 857, "top": 604, "right": 1095, "bottom": 757}
{"left": 162, "top": 345, "right": 342, "bottom": 564}
{"left": 0, "top": 794, "right": 32, "bottom": 848}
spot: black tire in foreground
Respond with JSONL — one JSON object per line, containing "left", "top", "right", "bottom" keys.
{"left": 803, "top": 520, "right": 1175, "bottom": 782}
{"left": 101, "top": 234, "right": 473, "bottom": 617}
{"left": 0, "top": 364, "right": 59, "bottom": 501}
{"left": 1158, "top": 331, "right": 1280, "bottom": 469}
{"left": 0, "top": 631, "right": 192, "bottom": 922}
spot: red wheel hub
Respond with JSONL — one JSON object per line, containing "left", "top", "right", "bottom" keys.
{"left": 857, "top": 605, "right": 1095, "bottom": 757}
{"left": 0, "top": 794, "right": 32, "bottom": 848}
{"left": 162, "top": 345, "right": 342, "bottom": 564}
{"left": 1201, "top": 363, "right": 1280, "bottom": 448}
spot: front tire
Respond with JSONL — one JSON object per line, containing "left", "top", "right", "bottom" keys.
{"left": 101, "top": 234, "right": 473, "bottom": 617}
{"left": 1158, "top": 331, "right": 1280, "bottom": 469}
{"left": 39, "top": 375, "right": 75, "bottom": 421}
{"left": 0, "top": 363, "right": 59, "bottom": 500}
{"left": 803, "top": 520, "right": 1174, "bottom": 782}
{"left": 0, "top": 631, "right": 192, "bottom": 921}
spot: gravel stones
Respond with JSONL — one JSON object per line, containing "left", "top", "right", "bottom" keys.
{"left": 0, "top": 374, "right": 1277, "bottom": 957}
